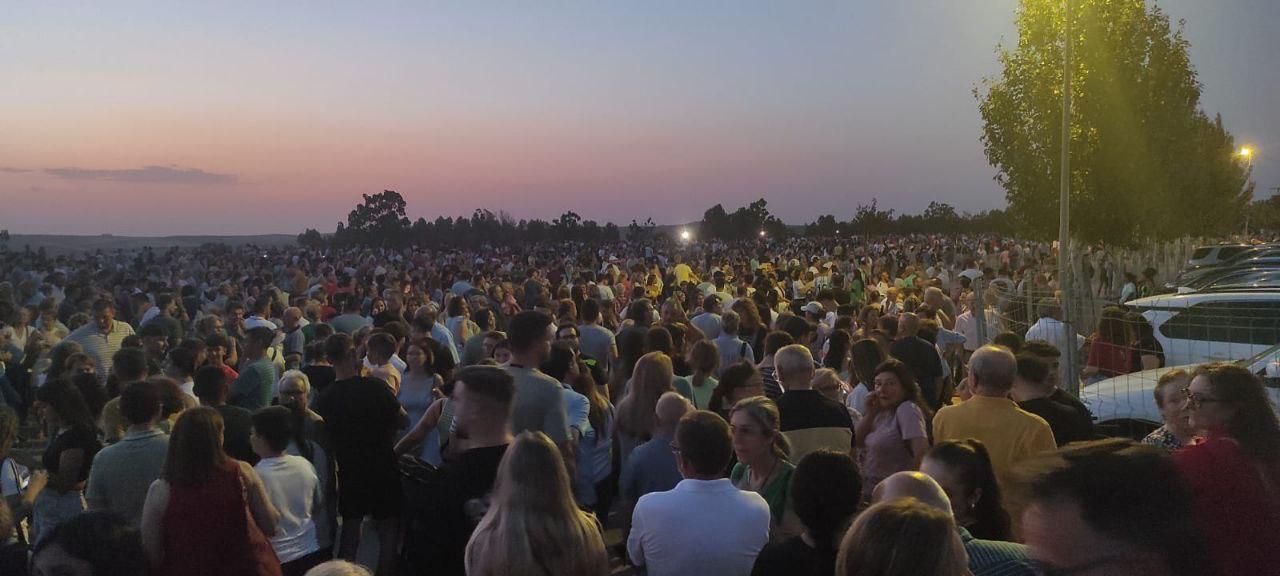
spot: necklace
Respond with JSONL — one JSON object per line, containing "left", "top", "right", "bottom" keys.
{"left": 750, "top": 456, "right": 779, "bottom": 491}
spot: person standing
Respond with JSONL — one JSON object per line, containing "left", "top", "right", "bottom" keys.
{"left": 86, "top": 381, "right": 169, "bottom": 527}
{"left": 251, "top": 406, "right": 325, "bottom": 576}
{"left": 231, "top": 327, "right": 281, "bottom": 411}
{"left": 933, "top": 346, "right": 1056, "bottom": 484}
{"left": 314, "top": 334, "right": 407, "bottom": 576}
{"left": 628, "top": 411, "right": 771, "bottom": 576}
{"left": 64, "top": 298, "right": 134, "bottom": 384}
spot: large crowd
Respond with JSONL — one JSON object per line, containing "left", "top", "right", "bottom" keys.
{"left": 0, "top": 234, "right": 1276, "bottom": 576}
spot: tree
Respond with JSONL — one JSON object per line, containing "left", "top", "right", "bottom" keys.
{"left": 296, "top": 228, "right": 326, "bottom": 248}
{"left": 552, "top": 211, "right": 582, "bottom": 241}
{"left": 851, "top": 199, "right": 895, "bottom": 236}
{"left": 977, "top": 0, "right": 1251, "bottom": 244}
{"left": 339, "top": 190, "right": 411, "bottom": 246}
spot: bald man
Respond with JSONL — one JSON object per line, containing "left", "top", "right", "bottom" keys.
{"left": 873, "top": 471, "right": 1034, "bottom": 576}
{"left": 933, "top": 345, "right": 1056, "bottom": 483}
{"left": 621, "top": 392, "right": 692, "bottom": 503}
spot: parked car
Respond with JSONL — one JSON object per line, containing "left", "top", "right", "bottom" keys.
{"left": 1125, "top": 290, "right": 1280, "bottom": 367}
{"left": 1197, "top": 269, "right": 1280, "bottom": 292}
{"left": 1179, "top": 266, "right": 1280, "bottom": 292}
{"left": 1186, "top": 243, "right": 1255, "bottom": 268}
{"left": 1168, "top": 257, "right": 1280, "bottom": 290}
{"left": 1080, "top": 341, "right": 1280, "bottom": 438}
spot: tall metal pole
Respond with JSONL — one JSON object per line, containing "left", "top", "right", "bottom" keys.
{"left": 1059, "top": 0, "right": 1077, "bottom": 395}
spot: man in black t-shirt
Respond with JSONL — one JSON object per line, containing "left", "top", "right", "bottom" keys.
{"left": 1012, "top": 354, "right": 1094, "bottom": 446}
{"left": 889, "top": 313, "right": 945, "bottom": 409}
{"left": 403, "top": 365, "right": 514, "bottom": 576}
{"left": 192, "top": 365, "right": 257, "bottom": 465}
{"left": 314, "top": 333, "right": 407, "bottom": 576}
{"left": 773, "top": 345, "right": 854, "bottom": 462}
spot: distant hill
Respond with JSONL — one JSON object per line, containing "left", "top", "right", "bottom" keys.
{"left": 5, "top": 234, "right": 297, "bottom": 254}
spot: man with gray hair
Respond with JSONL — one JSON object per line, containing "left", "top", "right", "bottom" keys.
{"left": 775, "top": 344, "right": 854, "bottom": 462}
{"left": 933, "top": 345, "right": 1056, "bottom": 483}
{"left": 872, "top": 471, "right": 1034, "bottom": 576}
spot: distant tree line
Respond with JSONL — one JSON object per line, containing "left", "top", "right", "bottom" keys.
{"left": 297, "top": 192, "right": 1014, "bottom": 248}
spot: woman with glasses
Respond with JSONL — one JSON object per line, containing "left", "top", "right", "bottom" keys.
{"left": 1174, "top": 363, "right": 1280, "bottom": 575}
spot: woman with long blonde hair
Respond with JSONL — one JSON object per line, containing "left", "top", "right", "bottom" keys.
{"left": 615, "top": 352, "right": 675, "bottom": 465}
{"left": 465, "top": 431, "right": 608, "bottom": 576}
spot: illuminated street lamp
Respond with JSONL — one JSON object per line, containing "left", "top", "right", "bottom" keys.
{"left": 759, "top": 230, "right": 766, "bottom": 238}
{"left": 1239, "top": 146, "right": 1257, "bottom": 235}
{"left": 679, "top": 229, "right": 692, "bottom": 242}
{"left": 1239, "top": 146, "right": 1254, "bottom": 160}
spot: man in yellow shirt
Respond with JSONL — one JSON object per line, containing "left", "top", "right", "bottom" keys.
{"left": 933, "top": 345, "right": 1056, "bottom": 482}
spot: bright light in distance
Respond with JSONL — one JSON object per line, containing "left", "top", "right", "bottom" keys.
{"left": 1239, "top": 146, "right": 1254, "bottom": 159}
{"left": 759, "top": 230, "right": 766, "bottom": 237}
{"left": 680, "top": 230, "right": 691, "bottom": 241}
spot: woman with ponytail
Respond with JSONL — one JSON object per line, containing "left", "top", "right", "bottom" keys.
{"left": 921, "top": 439, "right": 1012, "bottom": 541}
{"left": 750, "top": 450, "right": 861, "bottom": 576}
{"left": 729, "top": 396, "right": 800, "bottom": 540}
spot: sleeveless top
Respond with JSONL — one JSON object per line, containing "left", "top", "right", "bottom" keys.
{"left": 161, "top": 460, "right": 282, "bottom": 576}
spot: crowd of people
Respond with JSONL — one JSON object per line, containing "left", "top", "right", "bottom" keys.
{"left": 0, "top": 233, "right": 1275, "bottom": 576}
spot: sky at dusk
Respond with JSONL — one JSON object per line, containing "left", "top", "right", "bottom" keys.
{"left": 2, "top": 1, "right": 1277, "bottom": 235}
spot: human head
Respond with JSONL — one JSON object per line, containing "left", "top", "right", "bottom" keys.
{"left": 812, "top": 368, "right": 848, "bottom": 404}
{"left": 673, "top": 410, "right": 733, "bottom": 479}
{"left": 1015, "top": 439, "right": 1207, "bottom": 576}
{"left": 112, "top": 347, "right": 148, "bottom": 383}
{"left": 31, "top": 511, "right": 149, "bottom": 576}
{"left": 654, "top": 391, "right": 692, "bottom": 436}
{"left": 1094, "top": 307, "right": 1128, "bottom": 345}
{"left": 897, "top": 312, "right": 920, "bottom": 339}
{"left": 35, "top": 379, "right": 93, "bottom": 429}
{"left": 791, "top": 450, "right": 861, "bottom": 549}
{"left": 1185, "top": 362, "right": 1280, "bottom": 460}
{"left": 92, "top": 297, "right": 115, "bottom": 331}
{"left": 323, "top": 333, "right": 357, "bottom": 373}
{"left": 119, "top": 380, "right": 163, "bottom": 427}
{"left": 720, "top": 310, "right": 741, "bottom": 336}
{"left": 687, "top": 339, "right": 719, "bottom": 376}
{"left": 305, "top": 560, "right": 372, "bottom": 576}
{"left": 922, "top": 439, "right": 1011, "bottom": 540}
{"left": 1014, "top": 353, "right": 1052, "bottom": 396}
{"left": 870, "top": 470, "right": 952, "bottom": 512}
{"left": 165, "top": 345, "right": 197, "bottom": 381}
{"left": 282, "top": 306, "right": 303, "bottom": 331}
{"left": 763, "top": 330, "right": 795, "bottom": 358}
{"left": 1020, "top": 339, "right": 1061, "bottom": 388}
{"left": 244, "top": 326, "right": 275, "bottom": 356}
{"left": 836, "top": 497, "right": 968, "bottom": 576}
{"left": 774, "top": 344, "right": 816, "bottom": 391}
{"left": 872, "top": 358, "right": 924, "bottom": 409}
{"left": 451, "top": 365, "right": 515, "bottom": 440}
{"left": 366, "top": 332, "right": 396, "bottom": 364}
{"left": 729, "top": 395, "right": 790, "bottom": 463}
{"left": 138, "top": 322, "right": 169, "bottom": 357}
{"left": 1150, "top": 369, "right": 1192, "bottom": 437}
{"left": 507, "top": 310, "right": 554, "bottom": 363}
{"left": 969, "top": 345, "right": 1017, "bottom": 396}
{"left": 277, "top": 369, "right": 311, "bottom": 411}
{"left": 849, "top": 338, "right": 887, "bottom": 387}
{"left": 163, "top": 406, "right": 227, "bottom": 487}
{"left": 1036, "top": 299, "right": 1062, "bottom": 320}
{"left": 193, "top": 365, "right": 229, "bottom": 405}
{"left": 703, "top": 294, "right": 722, "bottom": 315}
{"left": 710, "top": 361, "right": 764, "bottom": 415}
{"left": 250, "top": 405, "right": 293, "bottom": 457}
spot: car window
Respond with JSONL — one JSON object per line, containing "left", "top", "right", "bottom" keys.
{"left": 1161, "top": 301, "right": 1280, "bottom": 345}
{"left": 1192, "top": 248, "right": 1213, "bottom": 259}
{"left": 1219, "top": 247, "right": 1249, "bottom": 260}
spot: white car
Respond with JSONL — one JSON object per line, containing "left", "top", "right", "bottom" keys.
{"left": 1080, "top": 342, "right": 1280, "bottom": 435}
{"left": 1125, "top": 290, "right": 1280, "bottom": 367}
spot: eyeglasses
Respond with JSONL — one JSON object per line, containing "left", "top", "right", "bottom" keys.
{"left": 1181, "top": 387, "right": 1224, "bottom": 410}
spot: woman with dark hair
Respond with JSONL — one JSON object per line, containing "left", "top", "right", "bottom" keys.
{"left": 1127, "top": 312, "right": 1164, "bottom": 372}
{"left": 846, "top": 339, "right": 887, "bottom": 415}
{"left": 30, "top": 380, "right": 101, "bottom": 544}
{"left": 1175, "top": 363, "right": 1280, "bottom": 575}
{"left": 397, "top": 342, "right": 443, "bottom": 464}
{"left": 708, "top": 361, "right": 766, "bottom": 419}
{"left": 854, "top": 359, "right": 931, "bottom": 501}
{"left": 732, "top": 299, "right": 768, "bottom": 364}
{"left": 140, "top": 407, "right": 281, "bottom": 576}
{"left": 822, "top": 329, "right": 853, "bottom": 379}
{"left": 607, "top": 328, "right": 647, "bottom": 403}
{"left": 751, "top": 450, "right": 861, "bottom": 576}
{"left": 68, "top": 373, "right": 107, "bottom": 426}
{"left": 921, "top": 439, "right": 1012, "bottom": 540}
{"left": 30, "top": 510, "right": 150, "bottom": 576}
{"left": 1083, "top": 306, "right": 1131, "bottom": 383}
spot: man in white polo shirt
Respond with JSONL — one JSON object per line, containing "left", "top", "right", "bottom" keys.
{"left": 628, "top": 410, "right": 770, "bottom": 576}
{"left": 66, "top": 297, "right": 134, "bottom": 384}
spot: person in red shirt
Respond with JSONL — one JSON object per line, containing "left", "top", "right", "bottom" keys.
{"left": 1175, "top": 363, "right": 1280, "bottom": 576}
{"left": 1083, "top": 307, "right": 1131, "bottom": 384}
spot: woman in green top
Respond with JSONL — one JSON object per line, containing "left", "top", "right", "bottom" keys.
{"left": 678, "top": 340, "right": 720, "bottom": 410}
{"left": 728, "top": 396, "right": 800, "bottom": 540}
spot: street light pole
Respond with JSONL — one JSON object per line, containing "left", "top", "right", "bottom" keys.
{"left": 1059, "top": 0, "right": 1076, "bottom": 394}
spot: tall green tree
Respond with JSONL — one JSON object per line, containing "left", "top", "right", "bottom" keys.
{"left": 977, "top": 0, "right": 1251, "bottom": 244}
{"left": 337, "top": 190, "right": 411, "bottom": 246}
